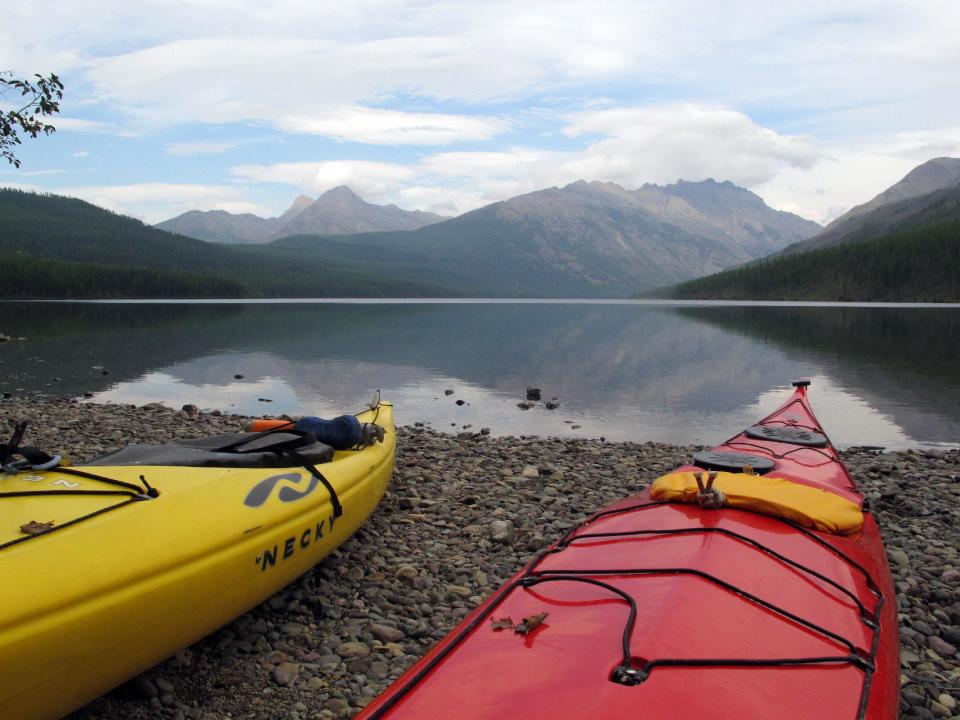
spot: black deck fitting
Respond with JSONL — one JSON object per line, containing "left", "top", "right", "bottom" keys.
{"left": 610, "top": 666, "right": 647, "bottom": 686}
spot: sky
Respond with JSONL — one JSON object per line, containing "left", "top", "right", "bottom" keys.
{"left": 2, "top": 0, "right": 960, "bottom": 225}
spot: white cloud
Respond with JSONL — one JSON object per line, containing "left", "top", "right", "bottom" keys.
{"left": 212, "top": 104, "right": 872, "bottom": 220}
{"left": 275, "top": 107, "right": 507, "bottom": 145}
{"left": 4, "top": 1, "right": 959, "bottom": 223}
{"left": 165, "top": 141, "right": 236, "bottom": 156}
{"left": 755, "top": 127, "right": 960, "bottom": 224}
{"left": 753, "top": 153, "right": 915, "bottom": 225}
{"left": 72, "top": 150, "right": 90, "bottom": 158}
{"left": 865, "top": 127, "right": 960, "bottom": 163}
{"left": 231, "top": 104, "right": 825, "bottom": 215}
{"left": 75, "top": 35, "right": 516, "bottom": 144}
{"left": 231, "top": 160, "right": 417, "bottom": 202}
{"left": 46, "top": 111, "right": 960, "bottom": 224}
{"left": 418, "top": 149, "right": 562, "bottom": 180}
{"left": 205, "top": 200, "right": 275, "bottom": 216}
{"left": 55, "top": 183, "right": 272, "bottom": 223}
{"left": 50, "top": 118, "right": 115, "bottom": 133}
{"left": 0, "top": 168, "right": 64, "bottom": 177}
{"left": 0, "top": 181, "right": 40, "bottom": 192}
{"left": 28, "top": 1, "right": 955, "bottom": 135}
{"left": 561, "top": 104, "right": 821, "bottom": 188}
{"left": 413, "top": 148, "right": 572, "bottom": 210}
{"left": 234, "top": 104, "right": 960, "bottom": 225}
{"left": 231, "top": 153, "right": 554, "bottom": 215}
{"left": 392, "top": 184, "right": 487, "bottom": 217}
{"left": 42, "top": 104, "right": 960, "bottom": 225}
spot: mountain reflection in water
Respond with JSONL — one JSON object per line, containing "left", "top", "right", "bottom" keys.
{"left": 1, "top": 301, "right": 957, "bottom": 449}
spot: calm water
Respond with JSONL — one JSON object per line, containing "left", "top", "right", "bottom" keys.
{"left": 1, "top": 300, "right": 958, "bottom": 449}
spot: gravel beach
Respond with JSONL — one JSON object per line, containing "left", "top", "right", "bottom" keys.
{"left": 2, "top": 397, "right": 958, "bottom": 720}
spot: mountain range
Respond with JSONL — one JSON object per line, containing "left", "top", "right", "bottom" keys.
{"left": 15, "top": 158, "right": 957, "bottom": 300}
{"left": 155, "top": 186, "right": 446, "bottom": 243}
{"left": 2, "top": 177, "right": 822, "bottom": 299}
{"left": 250, "top": 179, "right": 820, "bottom": 297}
{"left": 157, "top": 179, "right": 819, "bottom": 258}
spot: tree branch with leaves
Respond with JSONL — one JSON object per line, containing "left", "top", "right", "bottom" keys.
{"left": 1, "top": 72, "right": 64, "bottom": 168}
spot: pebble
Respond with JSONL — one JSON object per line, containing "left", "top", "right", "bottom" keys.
{"left": 901, "top": 648, "right": 920, "bottom": 666}
{"left": 154, "top": 677, "right": 175, "bottom": 694}
{"left": 281, "top": 621, "right": 309, "bottom": 637}
{"left": 490, "top": 519, "right": 516, "bottom": 544}
{"left": 369, "top": 623, "right": 406, "bottom": 643}
{"left": 928, "top": 636, "right": 958, "bottom": 657}
{"left": 930, "top": 700, "right": 952, "bottom": 718}
{"left": 2, "top": 398, "right": 957, "bottom": 720}
{"left": 130, "top": 676, "right": 158, "bottom": 699}
{"left": 888, "top": 548, "right": 910, "bottom": 567}
{"left": 336, "top": 641, "right": 371, "bottom": 658}
{"left": 272, "top": 662, "right": 300, "bottom": 687}
{"left": 395, "top": 565, "right": 419, "bottom": 582}
{"left": 324, "top": 698, "right": 351, "bottom": 717}
{"left": 446, "top": 584, "right": 472, "bottom": 599}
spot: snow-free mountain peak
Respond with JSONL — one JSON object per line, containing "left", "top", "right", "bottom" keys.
{"left": 780, "top": 156, "right": 960, "bottom": 255}
{"left": 278, "top": 186, "right": 445, "bottom": 237}
{"left": 828, "top": 157, "right": 960, "bottom": 228}
{"left": 155, "top": 186, "right": 446, "bottom": 243}
{"left": 280, "top": 194, "right": 314, "bottom": 220}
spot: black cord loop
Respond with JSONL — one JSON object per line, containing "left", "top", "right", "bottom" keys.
{"left": 364, "top": 498, "right": 885, "bottom": 720}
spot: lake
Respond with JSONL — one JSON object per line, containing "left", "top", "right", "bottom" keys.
{"left": 1, "top": 300, "right": 958, "bottom": 449}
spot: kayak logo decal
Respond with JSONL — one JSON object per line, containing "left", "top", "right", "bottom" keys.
{"left": 244, "top": 472, "right": 319, "bottom": 507}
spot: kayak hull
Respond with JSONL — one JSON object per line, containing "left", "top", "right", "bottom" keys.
{"left": 0, "top": 403, "right": 395, "bottom": 720}
{"left": 359, "top": 389, "right": 898, "bottom": 720}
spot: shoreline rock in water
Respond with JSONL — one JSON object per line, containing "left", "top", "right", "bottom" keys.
{"left": 1, "top": 398, "right": 958, "bottom": 720}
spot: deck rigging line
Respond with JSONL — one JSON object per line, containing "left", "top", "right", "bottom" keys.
{"left": 365, "top": 499, "right": 884, "bottom": 720}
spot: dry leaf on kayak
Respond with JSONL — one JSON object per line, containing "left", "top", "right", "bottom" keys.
{"left": 514, "top": 612, "right": 548, "bottom": 635}
{"left": 490, "top": 617, "right": 514, "bottom": 631}
{"left": 20, "top": 520, "right": 55, "bottom": 535}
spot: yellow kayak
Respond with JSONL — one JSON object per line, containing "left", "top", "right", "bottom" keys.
{"left": 0, "top": 401, "right": 395, "bottom": 720}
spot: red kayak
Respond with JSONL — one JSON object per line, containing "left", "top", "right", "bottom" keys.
{"left": 359, "top": 380, "right": 899, "bottom": 720}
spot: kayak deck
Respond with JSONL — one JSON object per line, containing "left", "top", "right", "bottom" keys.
{"left": 0, "top": 403, "right": 396, "bottom": 720}
{"left": 359, "top": 384, "right": 898, "bottom": 720}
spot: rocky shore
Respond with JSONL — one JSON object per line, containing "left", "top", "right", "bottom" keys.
{"left": 1, "top": 397, "right": 958, "bottom": 720}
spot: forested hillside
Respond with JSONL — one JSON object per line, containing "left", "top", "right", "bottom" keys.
{"left": 0, "top": 190, "right": 451, "bottom": 298}
{"left": 654, "top": 218, "right": 960, "bottom": 302}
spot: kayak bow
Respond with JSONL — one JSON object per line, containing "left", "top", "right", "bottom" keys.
{"left": 359, "top": 382, "right": 898, "bottom": 720}
{"left": 0, "top": 401, "right": 395, "bottom": 720}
